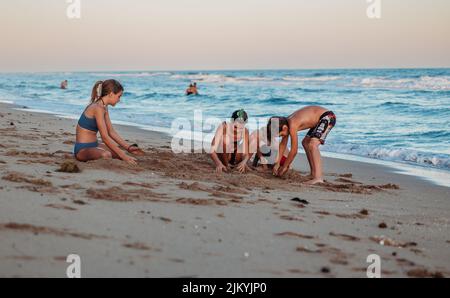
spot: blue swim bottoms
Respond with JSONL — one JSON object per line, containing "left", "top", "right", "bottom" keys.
{"left": 74, "top": 141, "right": 99, "bottom": 156}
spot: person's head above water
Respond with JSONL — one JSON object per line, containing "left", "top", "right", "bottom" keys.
{"left": 91, "top": 79, "right": 124, "bottom": 106}
{"left": 266, "top": 116, "right": 289, "bottom": 144}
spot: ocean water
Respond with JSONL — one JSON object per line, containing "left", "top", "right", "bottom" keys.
{"left": 0, "top": 69, "right": 449, "bottom": 173}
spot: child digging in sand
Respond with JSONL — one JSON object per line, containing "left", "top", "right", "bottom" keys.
{"left": 74, "top": 79, "right": 144, "bottom": 164}
{"left": 267, "top": 106, "right": 336, "bottom": 184}
{"left": 210, "top": 109, "right": 250, "bottom": 174}
{"left": 248, "top": 125, "right": 290, "bottom": 170}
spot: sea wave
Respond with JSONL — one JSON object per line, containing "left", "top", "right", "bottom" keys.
{"left": 89, "top": 72, "right": 172, "bottom": 78}
{"left": 404, "top": 130, "right": 450, "bottom": 139}
{"left": 260, "top": 97, "right": 296, "bottom": 105}
{"left": 282, "top": 76, "right": 342, "bottom": 82}
{"left": 351, "top": 76, "right": 450, "bottom": 91}
{"left": 325, "top": 143, "right": 450, "bottom": 170}
{"left": 132, "top": 92, "right": 180, "bottom": 100}
{"left": 170, "top": 73, "right": 236, "bottom": 83}
{"left": 170, "top": 73, "right": 345, "bottom": 85}
{"left": 43, "top": 85, "right": 62, "bottom": 90}
{"left": 294, "top": 88, "right": 328, "bottom": 93}
{"left": 169, "top": 73, "right": 277, "bottom": 84}
{"left": 375, "top": 102, "right": 450, "bottom": 117}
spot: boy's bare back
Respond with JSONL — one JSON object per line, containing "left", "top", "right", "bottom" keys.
{"left": 288, "top": 106, "right": 328, "bottom": 132}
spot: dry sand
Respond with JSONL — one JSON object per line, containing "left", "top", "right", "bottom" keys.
{"left": 0, "top": 102, "right": 449, "bottom": 277}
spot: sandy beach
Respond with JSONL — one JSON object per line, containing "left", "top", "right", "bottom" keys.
{"left": 0, "top": 102, "right": 449, "bottom": 278}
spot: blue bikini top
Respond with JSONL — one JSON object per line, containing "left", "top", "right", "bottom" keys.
{"left": 78, "top": 110, "right": 98, "bottom": 132}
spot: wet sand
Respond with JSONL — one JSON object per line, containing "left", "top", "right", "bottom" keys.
{"left": 0, "top": 102, "right": 449, "bottom": 277}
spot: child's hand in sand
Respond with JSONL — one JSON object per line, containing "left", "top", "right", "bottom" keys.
{"left": 236, "top": 161, "right": 249, "bottom": 174}
{"left": 123, "top": 155, "right": 138, "bottom": 166}
{"left": 216, "top": 164, "right": 228, "bottom": 174}
{"left": 277, "top": 166, "right": 289, "bottom": 177}
{"left": 272, "top": 163, "right": 280, "bottom": 176}
{"left": 129, "top": 146, "right": 145, "bottom": 156}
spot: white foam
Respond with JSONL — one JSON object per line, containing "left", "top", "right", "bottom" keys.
{"left": 89, "top": 72, "right": 172, "bottom": 78}
{"left": 170, "top": 73, "right": 237, "bottom": 83}
{"left": 325, "top": 143, "right": 450, "bottom": 170}
{"left": 239, "top": 76, "right": 274, "bottom": 82}
{"left": 170, "top": 73, "right": 344, "bottom": 85}
{"left": 352, "top": 76, "right": 450, "bottom": 91}
{"left": 282, "top": 76, "right": 341, "bottom": 82}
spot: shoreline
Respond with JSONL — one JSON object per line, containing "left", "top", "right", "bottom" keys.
{"left": 1, "top": 101, "right": 449, "bottom": 277}
{"left": 5, "top": 101, "right": 449, "bottom": 188}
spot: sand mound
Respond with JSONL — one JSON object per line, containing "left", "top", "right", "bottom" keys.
{"left": 57, "top": 161, "right": 81, "bottom": 173}
{"left": 77, "top": 147, "right": 399, "bottom": 196}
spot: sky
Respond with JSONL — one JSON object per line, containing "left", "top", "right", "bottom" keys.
{"left": 0, "top": 0, "right": 449, "bottom": 72}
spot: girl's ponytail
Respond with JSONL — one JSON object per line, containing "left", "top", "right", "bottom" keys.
{"left": 91, "top": 81, "right": 103, "bottom": 103}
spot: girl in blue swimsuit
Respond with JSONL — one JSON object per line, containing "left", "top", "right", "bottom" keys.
{"left": 74, "top": 79, "right": 144, "bottom": 164}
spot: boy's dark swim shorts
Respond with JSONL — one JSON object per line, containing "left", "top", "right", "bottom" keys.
{"left": 306, "top": 111, "right": 336, "bottom": 144}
